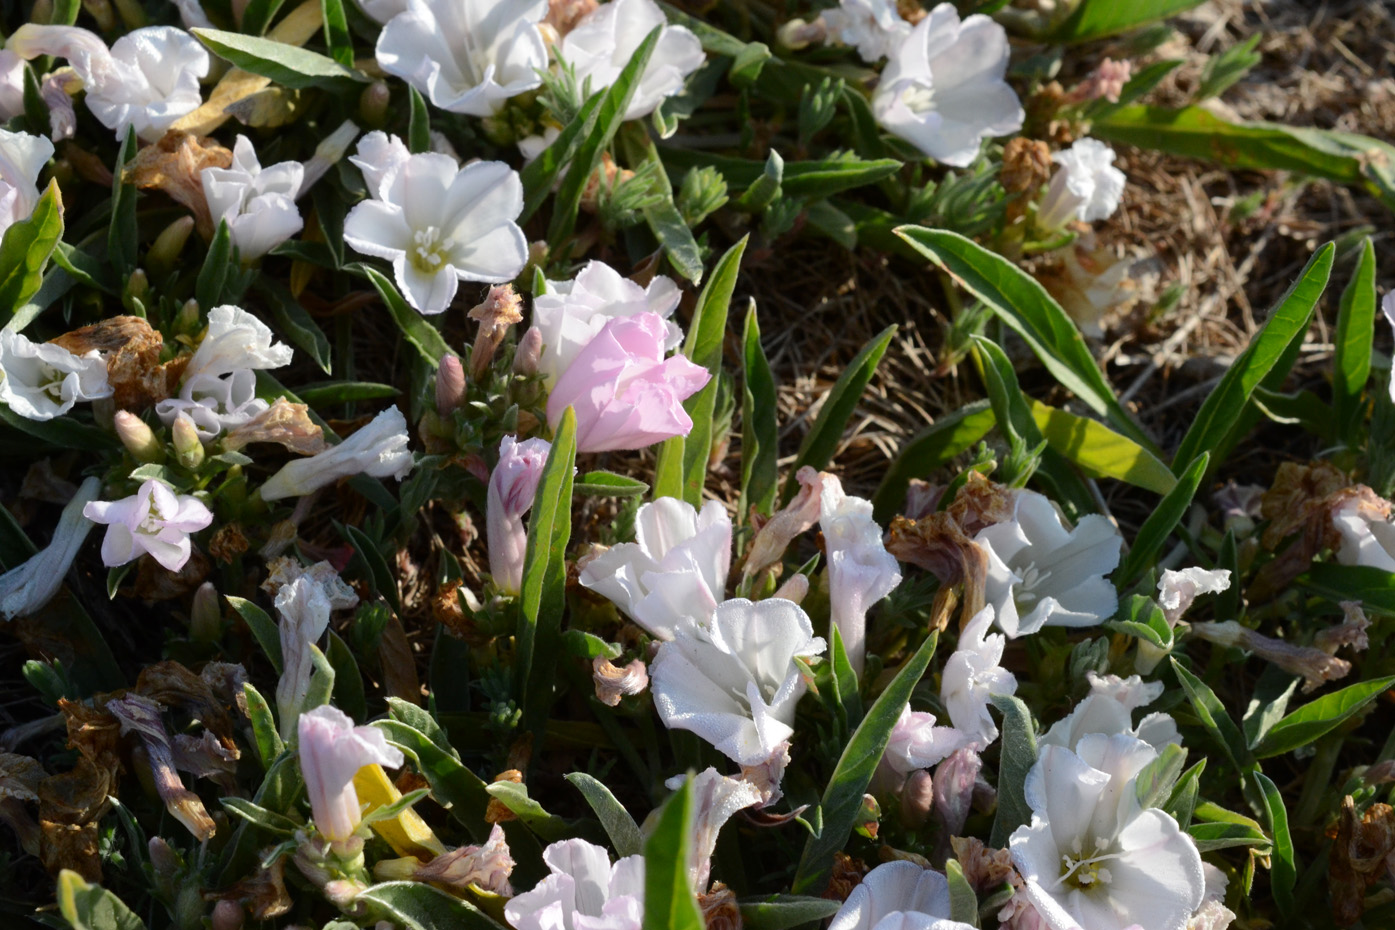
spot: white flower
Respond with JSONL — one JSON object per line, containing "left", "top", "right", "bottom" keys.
{"left": 1039, "top": 675, "right": 1179, "bottom": 757}
{"left": 975, "top": 489, "right": 1122, "bottom": 638}
{"left": 343, "top": 152, "right": 528, "bottom": 314}
{"left": 663, "top": 768, "right": 761, "bottom": 890}
{"left": 0, "top": 477, "right": 99, "bottom": 620}
{"left": 0, "top": 52, "right": 24, "bottom": 122}
{"left": 942, "top": 605, "right": 1017, "bottom": 749}
{"left": 1384, "top": 293, "right": 1395, "bottom": 404}
{"left": 579, "top": 497, "right": 731, "bottom": 641}
{"left": 201, "top": 135, "right": 304, "bottom": 261}
{"left": 829, "top": 860, "right": 976, "bottom": 930}
{"left": 1037, "top": 139, "right": 1127, "bottom": 231}
{"left": 83, "top": 479, "right": 214, "bottom": 572}
{"left": 871, "top": 3, "right": 1023, "bottom": 167}
{"left": 376, "top": 0, "right": 548, "bottom": 117}
{"left": 0, "top": 129, "right": 54, "bottom": 239}
{"left": 504, "top": 838, "right": 645, "bottom": 930}
{"left": 1156, "top": 568, "right": 1231, "bottom": 626}
{"left": 0, "top": 329, "right": 110, "bottom": 421}
{"left": 155, "top": 370, "right": 270, "bottom": 441}
{"left": 349, "top": 131, "right": 413, "bottom": 200}
{"left": 517, "top": 125, "right": 560, "bottom": 164}
{"left": 355, "top": 0, "right": 411, "bottom": 23}
{"left": 1331, "top": 492, "right": 1395, "bottom": 572}
{"left": 487, "top": 434, "right": 552, "bottom": 595}
{"left": 1009, "top": 734, "right": 1205, "bottom": 930}
{"left": 8, "top": 24, "right": 209, "bottom": 141}
{"left": 259, "top": 406, "right": 414, "bottom": 501}
{"left": 275, "top": 574, "right": 334, "bottom": 736}
{"left": 560, "top": 0, "right": 705, "bottom": 120}
{"left": 883, "top": 704, "right": 965, "bottom": 777}
{"left": 821, "top": 0, "right": 911, "bottom": 62}
{"left": 651, "top": 597, "right": 825, "bottom": 766}
{"left": 529, "top": 259, "right": 683, "bottom": 388}
{"left": 298, "top": 120, "right": 361, "bottom": 195}
{"left": 298, "top": 705, "right": 405, "bottom": 843}
{"left": 821, "top": 474, "right": 901, "bottom": 675}
{"left": 184, "top": 305, "right": 294, "bottom": 381}
{"left": 263, "top": 557, "right": 360, "bottom": 609}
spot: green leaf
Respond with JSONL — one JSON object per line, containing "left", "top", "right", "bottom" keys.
{"left": 1333, "top": 238, "right": 1376, "bottom": 444}
{"left": 1105, "top": 595, "right": 1174, "bottom": 651}
{"left": 566, "top": 772, "right": 644, "bottom": 857}
{"left": 871, "top": 400, "right": 994, "bottom": 522}
{"left": 946, "top": 859, "right": 980, "bottom": 927}
{"left": 574, "top": 471, "right": 649, "bottom": 497}
{"left": 895, "top": 227, "right": 1153, "bottom": 450}
{"left": 738, "top": 896, "right": 840, "bottom": 930}
{"left": 485, "top": 780, "right": 571, "bottom": 840}
{"left": 326, "top": 630, "right": 366, "bottom": 720}
{"left": 242, "top": 682, "right": 282, "bottom": 770}
{"left": 341, "top": 523, "right": 401, "bottom": 613}
{"left": 653, "top": 434, "right": 684, "bottom": 500}
{"left": 259, "top": 280, "right": 332, "bottom": 374}
{"left": 407, "top": 86, "right": 430, "bottom": 154}
{"left": 197, "top": 220, "right": 236, "bottom": 310}
{"left": 299, "top": 645, "right": 336, "bottom": 723}
{"left": 515, "top": 408, "right": 577, "bottom": 739}
{"left": 1044, "top": 0, "right": 1206, "bottom": 43}
{"left": 734, "top": 150, "right": 783, "bottom": 213}
{"left": 220, "top": 797, "right": 301, "bottom": 835}
{"left": 359, "top": 265, "right": 450, "bottom": 366}
{"left": 388, "top": 697, "right": 457, "bottom": 757}
{"left": 1188, "top": 819, "right": 1272, "bottom": 853}
{"left": 241, "top": 0, "right": 287, "bottom": 35}
{"left": 192, "top": 28, "right": 368, "bottom": 90}
{"left": 549, "top": 26, "right": 662, "bottom": 245}
{"left": 828, "top": 623, "right": 863, "bottom": 735}
{"left": 783, "top": 324, "right": 897, "bottom": 502}
{"left": 0, "top": 404, "right": 119, "bottom": 452}
{"left": 57, "top": 870, "right": 148, "bottom": 930}
{"left": 1118, "top": 452, "right": 1208, "bottom": 583}
{"left": 320, "top": 0, "right": 353, "bottom": 67}
{"left": 1165, "top": 759, "right": 1205, "bottom": 829}
{"left": 1254, "top": 771, "right": 1295, "bottom": 916}
{"left": 108, "top": 128, "right": 138, "bottom": 275}
{"left": 358, "top": 882, "right": 505, "bottom": 930}
{"left": 658, "top": 147, "right": 902, "bottom": 199}
{"left": 1134, "top": 742, "right": 1188, "bottom": 809}
{"left": 1029, "top": 399, "right": 1176, "bottom": 494}
{"left": 0, "top": 179, "right": 62, "bottom": 320}
{"left": 296, "top": 381, "right": 399, "bottom": 406}
{"left": 973, "top": 336, "right": 1044, "bottom": 487}
{"left": 375, "top": 720, "right": 492, "bottom": 842}
{"left": 1300, "top": 563, "right": 1395, "bottom": 612}
{"left": 989, "top": 694, "right": 1038, "bottom": 847}
{"left": 792, "top": 631, "right": 939, "bottom": 894}
{"left": 643, "top": 777, "right": 703, "bottom": 930}
{"left": 740, "top": 301, "right": 780, "bottom": 519}
{"left": 1170, "top": 658, "right": 1254, "bottom": 773}
{"left": 226, "top": 596, "right": 283, "bottom": 674}
{"left": 616, "top": 124, "right": 703, "bottom": 283}
{"left": 1171, "top": 244, "right": 1333, "bottom": 473}
{"left": 1242, "top": 670, "right": 1300, "bottom": 750}
{"left": 1195, "top": 33, "right": 1262, "bottom": 101}
{"left": 1251, "top": 676, "right": 1395, "bottom": 759}
{"left": 359, "top": 787, "right": 430, "bottom": 827}
{"left": 680, "top": 236, "right": 747, "bottom": 508}
{"left": 519, "top": 91, "right": 605, "bottom": 222}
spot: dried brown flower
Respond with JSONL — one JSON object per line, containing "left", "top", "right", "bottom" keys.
{"left": 50, "top": 316, "right": 185, "bottom": 409}
{"left": 1328, "top": 795, "right": 1395, "bottom": 926}
{"left": 468, "top": 284, "right": 525, "bottom": 381}
{"left": 699, "top": 882, "right": 743, "bottom": 930}
{"left": 223, "top": 399, "right": 327, "bottom": 455}
{"left": 124, "top": 132, "right": 233, "bottom": 238}
{"left": 485, "top": 769, "right": 524, "bottom": 824}
{"left": 592, "top": 657, "right": 649, "bottom": 706}
{"left": 1001, "top": 138, "right": 1053, "bottom": 195}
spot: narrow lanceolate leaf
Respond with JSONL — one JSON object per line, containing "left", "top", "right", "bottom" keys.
{"left": 0, "top": 179, "right": 62, "bottom": 321}
{"left": 197, "top": 220, "right": 236, "bottom": 310}
{"left": 616, "top": 124, "right": 703, "bottom": 283}
{"left": 566, "top": 773, "right": 644, "bottom": 857}
{"left": 989, "top": 694, "right": 1038, "bottom": 847}
{"left": 520, "top": 90, "right": 605, "bottom": 221}
{"left": 894, "top": 226, "right": 1153, "bottom": 451}
{"left": 320, "top": 0, "right": 353, "bottom": 67}
{"left": 740, "top": 301, "right": 780, "bottom": 519}
{"left": 226, "top": 596, "right": 283, "bottom": 673}
{"left": 1171, "top": 244, "right": 1334, "bottom": 474}
{"left": 737, "top": 896, "right": 840, "bottom": 930}
{"left": 407, "top": 86, "right": 431, "bottom": 154}
{"left": 1170, "top": 659, "right": 1255, "bottom": 774}
{"left": 1251, "top": 676, "right": 1395, "bottom": 759}
{"left": 1044, "top": 0, "right": 1206, "bottom": 43}
{"left": 680, "top": 236, "right": 747, "bottom": 508}
{"left": 1029, "top": 399, "right": 1176, "bottom": 494}
{"left": 871, "top": 400, "right": 994, "bottom": 522}
{"left": 515, "top": 408, "right": 577, "bottom": 740}
{"left": 1118, "top": 452, "right": 1207, "bottom": 584}
{"left": 375, "top": 720, "right": 492, "bottom": 842}
{"left": 643, "top": 778, "right": 704, "bottom": 930}
{"left": 192, "top": 28, "right": 368, "bottom": 90}
{"left": 792, "top": 631, "right": 939, "bottom": 894}
{"left": 1300, "top": 564, "right": 1395, "bottom": 613}
{"left": 57, "top": 870, "right": 148, "bottom": 930}
{"left": 783, "top": 324, "right": 897, "bottom": 504}
{"left": 548, "top": 27, "right": 662, "bottom": 245}
{"left": 1333, "top": 238, "right": 1376, "bottom": 444}
{"left": 357, "top": 882, "right": 505, "bottom": 930}
{"left": 108, "top": 128, "right": 139, "bottom": 275}
{"left": 1254, "top": 772, "right": 1296, "bottom": 916}
{"left": 359, "top": 265, "right": 450, "bottom": 366}
{"left": 259, "top": 277, "right": 331, "bottom": 374}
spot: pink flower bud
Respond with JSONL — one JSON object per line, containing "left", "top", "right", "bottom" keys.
{"left": 486, "top": 435, "right": 551, "bottom": 595}
{"left": 545, "top": 312, "right": 709, "bottom": 453}
{"left": 514, "top": 326, "right": 544, "bottom": 376}
{"left": 297, "top": 705, "right": 404, "bottom": 843}
{"left": 114, "top": 410, "right": 163, "bottom": 462}
{"left": 436, "top": 354, "right": 466, "bottom": 416}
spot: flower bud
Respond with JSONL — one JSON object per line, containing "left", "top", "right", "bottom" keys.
{"left": 436, "top": 354, "right": 466, "bottom": 417}
{"left": 190, "top": 581, "right": 221, "bottom": 642}
{"left": 592, "top": 656, "right": 648, "bottom": 706}
{"left": 299, "top": 120, "right": 360, "bottom": 197}
{"left": 122, "top": 268, "right": 149, "bottom": 312}
{"left": 900, "top": 768, "right": 935, "bottom": 829}
{"left": 771, "top": 572, "right": 809, "bottom": 605}
{"left": 777, "top": 17, "right": 825, "bottom": 49}
{"left": 359, "top": 82, "right": 391, "bottom": 128}
{"left": 487, "top": 435, "right": 551, "bottom": 595}
{"left": 173, "top": 298, "right": 201, "bottom": 336}
{"left": 513, "top": 326, "right": 543, "bottom": 376}
{"left": 468, "top": 284, "right": 524, "bottom": 382}
{"left": 211, "top": 900, "right": 244, "bottom": 930}
{"left": 172, "top": 413, "right": 205, "bottom": 469}
{"left": 115, "top": 410, "right": 164, "bottom": 462}
{"left": 148, "top": 216, "right": 195, "bottom": 278}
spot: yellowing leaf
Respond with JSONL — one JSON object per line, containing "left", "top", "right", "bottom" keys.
{"left": 354, "top": 763, "right": 447, "bottom": 860}
{"left": 1028, "top": 399, "right": 1176, "bottom": 494}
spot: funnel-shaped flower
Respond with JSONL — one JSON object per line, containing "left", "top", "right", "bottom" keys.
{"left": 504, "top": 838, "right": 645, "bottom": 930}
{"left": 821, "top": 474, "right": 901, "bottom": 675}
{"left": 83, "top": 480, "right": 213, "bottom": 572}
{"left": 1037, "top": 138, "right": 1127, "bottom": 232}
{"left": 259, "top": 406, "right": 413, "bottom": 501}
{"left": 821, "top": 0, "right": 911, "bottom": 62}
{"left": 651, "top": 597, "right": 825, "bottom": 766}
{"left": 828, "top": 860, "right": 976, "bottom": 930}
{"left": 201, "top": 135, "right": 305, "bottom": 261}
{"left": 184, "top": 305, "right": 294, "bottom": 381}
{"left": 665, "top": 768, "right": 761, "bottom": 890}
{"left": 942, "top": 605, "right": 1017, "bottom": 748}
{"left": 487, "top": 435, "right": 551, "bottom": 595}
{"left": 546, "top": 312, "right": 710, "bottom": 453}
{"left": 298, "top": 705, "right": 404, "bottom": 843}
{"left": 871, "top": 3, "right": 1023, "bottom": 167}
{"left": 579, "top": 497, "right": 731, "bottom": 640}
{"left": 0, "top": 329, "right": 111, "bottom": 421}
{"left": 156, "top": 369, "right": 270, "bottom": 441}
{"left": 559, "top": 0, "right": 705, "bottom": 120}
{"left": 343, "top": 152, "right": 528, "bottom": 314}
{"left": 376, "top": 0, "right": 548, "bottom": 117}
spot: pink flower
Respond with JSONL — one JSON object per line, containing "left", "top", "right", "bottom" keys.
{"left": 545, "top": 312, "right": 709, "bottom": 454}
{"left": 487, "top": 435, "right": 551, "bottom": 594}
{"left": 297, "top": 705, "right": 404, "bottom": 843}
{"left": 82, "top": 480, "right": 213, "bottom": 572}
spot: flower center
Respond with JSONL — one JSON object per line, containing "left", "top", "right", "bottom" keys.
{"left": 1056, "top": 841, "right": 1123, "bottom": 892}
{"left": 410, "top": 226, "right": 453, "bottom": 274}
{"left": 139, "top": 498, "right": 166, "bottom": 535}
{"left": 1015, "top": 562, "right": 1052, "bottom": 606}
{"left": 899, "top": 82, "right": 936, "bottom": 115}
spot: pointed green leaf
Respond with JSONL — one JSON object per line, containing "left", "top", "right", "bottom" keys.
{"left": 1029, "top": 399, "right": 1176, "bottom": 494}
{"left": 643, "top": 777, "right": 704, "bottom": 930}
{"left": 227, "top": 595, "right": 283, "bottom": 674}
{"left": 1252, "top": 675, "right": 1395, "bottom": 759}
{"left": 740, "top": 301, "right": 780, "bottom": 519}
{"left": 358, "top": 881, "right": 505, "bottom": 930}
{"left": 989, "top": 693, "right": 1039, "bottom": 846}
{"left": 1118, "top": 452, "right": 1208, "bottom": 583}
{"left": 193, "top": 28, "right": 368, "bottom": 89}
{"left": 566, "top": 772, "right": 644, "bottom": 857}
{"left": 1333, "top": 238, "right": 1376, "bottom": 443}
{"left": 0, "top": 179, "right": 62, "bottom": 319}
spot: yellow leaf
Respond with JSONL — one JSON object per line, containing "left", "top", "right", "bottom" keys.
{"left": 354, "top": 763, "right": 447, "bottom": 859}
{"left": 1029, "top": 399, "right": 1176, "bottom": 494}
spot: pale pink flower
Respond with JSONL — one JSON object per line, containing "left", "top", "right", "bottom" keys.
{"left": 559, "top": 0, "right": 705, "bottom": 120}
{"left": 297, "top": 705, "right": 404, "bottom": 843}
{"left": 664, "top": 768, "right": 761, "bottom": 890}
{"left": 883, "top": 704, "right": 965, "bottom": 776}
{"left": 83, "top": 480, "right": 213, "bottom": 572}
{"left": 546, "top": 312, "right": 709, "bottom": 453}
{"left": 820, "top": 473, "right": 901, "bottom": 675}
{"left": 505, "top": 838, "right": 645, "bottom": 930}
{"left": 486, "top": 435, "right": 551, "bottom": 594}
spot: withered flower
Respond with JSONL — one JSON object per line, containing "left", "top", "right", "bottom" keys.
{"left": 592, "top": 656, "right": 648, "bottom": 707}
{"left": 124, "top": 132, "right": 233, "bottom": 238}
{"left": 222, "top": 398, "right": 326, "bottom": 455}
